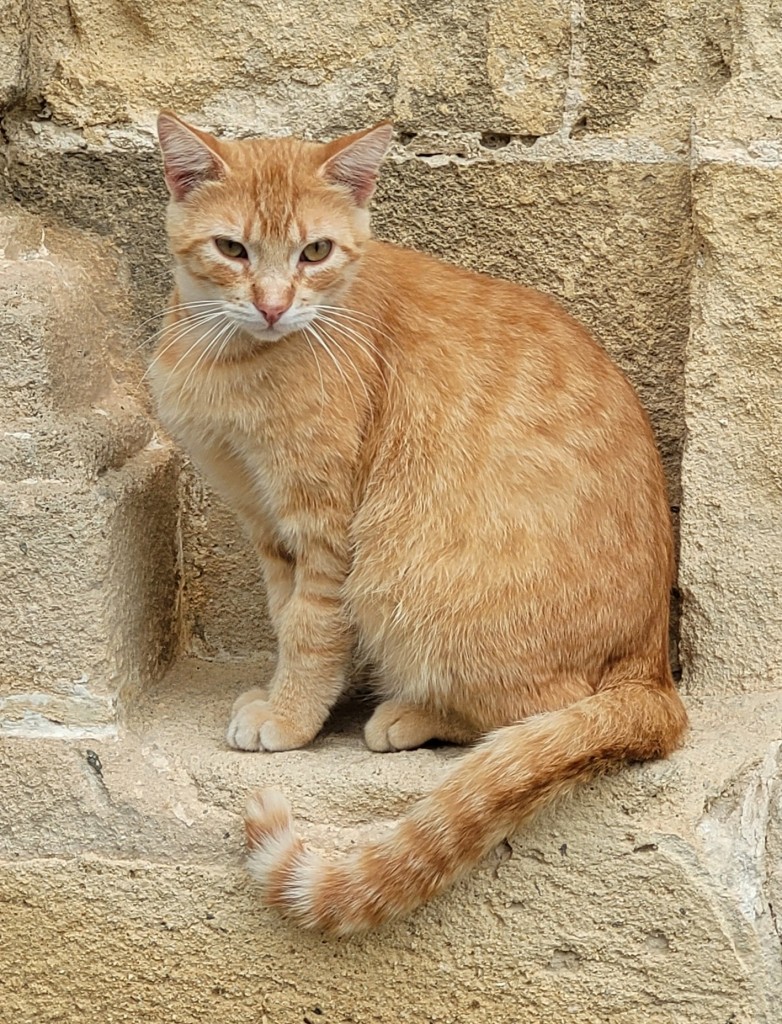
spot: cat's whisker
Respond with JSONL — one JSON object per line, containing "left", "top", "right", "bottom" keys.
{"left": 315, "top": 308, "right": 397, "bottom": 350}
{"left": 315, "top": 313, "right": 394, "bottom": 367}
{"left": 312, "top": 322, "right": 372, "bottom": 411}
{"left": 306, "top": 323, "right": 360, "bottom": 417}
{"left": 313, "top": 308, "right": 396, "bottom": 361}
{"left": 141, "top": 311, "right": 228, "bottom": 381}
{"left": 132, "top": 301, "right": 223, "bottom": 349}
{"left": 144, "top": 309, "right": 228, "bottom": 357}
{"left": 313, "top": 314, "right": 395, "bottom": 393}
{"left": 174, "top": 320, "right": 235, "bottom": 416}
{"left": 215, "top": 322, "right": 240, "bottom": 365}
{"left": 144, "top": 307, "right": 227, "bottom": 349}
{"left": 302, "top": 330, "right": 327, "bottom": 411}
{"left": 315, "top": 304, "right": 391, "bottom": 331}
{"left": 164, "top": 315, "right": 228, "bottom": 390}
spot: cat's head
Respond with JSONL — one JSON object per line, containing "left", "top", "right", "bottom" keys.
{"left": 156, "top": 113, "right": 393, "bottom": 343}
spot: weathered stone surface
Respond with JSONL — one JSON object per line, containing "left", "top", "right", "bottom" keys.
{"left": 179, "top": 469, "right": 275, "bottom": 661}
{"left": 3, "top": 129, "right": 171, "bottom": 321}
{"left": 0, "top": 447, "right": 179, "bottom": 734}
{"left": 1, "top": 661, "right": 780, "bottom": 1023}
{"left": 25, "top": 0, "right": 569, "bottom": 137}
{"left": 1, "top": 207, "right": 122, "bottom": 419}
{"left": 0, "top": 0, "right": 29, "bottom": 110}
{"left": 691, "top": 0, "right": 782, "bottom": 156}
{"left": 679, "top": 163, "right": 782, "bottom": 696}
{"left": 394, "top": 0, "right": 569, "bottom": 134}
{"left": 580, "top": 0, "right": 732, "bottom": 149}
{"left": 678, "top": 2, "right": 782, "bottom": 696}
{"left": 0, "top": 208, "right": 179, "bottom": 733}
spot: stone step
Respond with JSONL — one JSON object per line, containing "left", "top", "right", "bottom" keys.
{"left": 2, "top": 658, "right": 780, "bottom": 1023}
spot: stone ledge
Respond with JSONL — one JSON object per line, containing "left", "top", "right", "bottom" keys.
{"left": 1, "top": 659, "right": 779, "bottom": 1023}
{"left": 0, "top": 444, "right": 180, "bottom": 730}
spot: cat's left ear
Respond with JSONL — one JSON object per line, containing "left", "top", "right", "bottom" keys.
{"left": 320, "top": 122, "right": 394, "bottom": 206}
{"left": 157, "top": 111, "right": 228, "bottom": 201}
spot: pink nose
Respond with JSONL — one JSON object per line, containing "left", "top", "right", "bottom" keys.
{"left": 254, "top": 301, "right": 290, "bottom": 326}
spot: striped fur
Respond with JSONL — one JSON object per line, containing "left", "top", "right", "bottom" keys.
{"left": 152, "top": 114, "right": 688, "bottom": 934}
{"left": 245, "top": 684, "right": 686, "bottom": 935}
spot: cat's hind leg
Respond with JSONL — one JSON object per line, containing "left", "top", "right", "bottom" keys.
{"left": 364, "top": 701, "right": 478, "bottom": 752}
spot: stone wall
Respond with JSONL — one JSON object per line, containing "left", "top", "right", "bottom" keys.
{"left": 1, "top": 2, "right": 781, "bottom": 1022}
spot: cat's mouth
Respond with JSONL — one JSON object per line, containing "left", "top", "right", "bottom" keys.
{"left": 232, "top": 318, "right": 309, "bottom": 344}
{"left": 224, "top": 307, "right": 318, "bottom": 345}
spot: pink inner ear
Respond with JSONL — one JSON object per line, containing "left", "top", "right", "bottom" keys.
{"left": 322, "top": 124, "right": 393, "bottom": 206}
{"left": 158, "top": 115, "right": 224, "bottom": 201}
{"left": 327, "top": 157, "right": 377, "bottom": 205}
{"left": 165, "top": 162, "right": 212, "bottom": 200}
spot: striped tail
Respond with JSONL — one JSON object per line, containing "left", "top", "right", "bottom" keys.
{"left": 244, "top": 681, "right": 687, "bottom": 935}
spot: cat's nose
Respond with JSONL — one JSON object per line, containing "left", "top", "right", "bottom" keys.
{"left": 254, "top": 300, "right": 291, "bottom": 326}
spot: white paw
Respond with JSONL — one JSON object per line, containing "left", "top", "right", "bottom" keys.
{"left": 364, "top": 702, "right": 438, "bottom": 752}
{"left": 230, "top": 686, "right": 270, "bottom": 715}
{"left": 226, "top": 700, "right": 314, "bottom": 752}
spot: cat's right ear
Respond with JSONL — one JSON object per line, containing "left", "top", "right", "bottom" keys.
{"left": 157, "top": 112, "right": 228, "bottom": 201}
{"left": 320, "top": 122, "right": 394, "bottom": 206}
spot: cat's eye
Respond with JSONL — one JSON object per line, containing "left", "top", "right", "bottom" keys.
{"left": 300, "top": 239, "right": 333, "bottom": 263}
{"left": 215, "top": 237, "right": 248, "bottom": 260}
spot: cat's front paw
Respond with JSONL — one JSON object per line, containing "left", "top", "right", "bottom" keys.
{"left": 230, "top": 686, "right": 270, "bottom": 715}
{"left": 226, "top": 699, "right": 315, "bottom": 752}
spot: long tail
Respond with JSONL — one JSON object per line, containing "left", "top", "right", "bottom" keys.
{"left": 244, "top": 681, "right": 687, "bottom": 935}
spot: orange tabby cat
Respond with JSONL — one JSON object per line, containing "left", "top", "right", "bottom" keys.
{"left": 151, "top": 112, "right": 688, "bottom": 935}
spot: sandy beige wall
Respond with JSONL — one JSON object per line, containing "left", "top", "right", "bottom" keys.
{"left": 0, "top": 0, "right": 779, "bottom": 705}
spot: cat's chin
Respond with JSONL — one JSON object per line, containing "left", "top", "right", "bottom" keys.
{"left": 235, "top": 322, "right": 305, "bottom": 345}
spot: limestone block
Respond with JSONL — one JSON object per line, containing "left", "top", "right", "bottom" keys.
{"left": 0, "top": 206, "right": 137, "bottom": 420}
{"left": 1, "top": 661, "right": 780, "bottom": 1022}
{"left": 691, "top": 0, "right": 782, "bottom": 154}
{"left": 579, "top": 0, "right": 732, "bottom": 150}
{"left": 679, "top": 162, "right": 782, "bottom": 696}
{"left": 0, "top": 0, "right": 29, "bottom": 110}
{"left": 394, "top": 0, "right": 569, "bottom": 133}
{"left": 0, "top": 206, "right": 180, "bottom": 734}
{"left": 27, "top": 0, "right": 404, "bottom": 133}
{"left": 681, "top": 8, "right": 782, "bottom": 695}
{"left": 27, "top": 0, "right": 569, "bottom": 137}
{"left": 0, "top": 446, "right": 179, "bottom": 736}
{"left": 3, "top": 132, "right": 171, "bottom": 320}
{"left": 179, "top": 466, "right": 275, "bottom": 661}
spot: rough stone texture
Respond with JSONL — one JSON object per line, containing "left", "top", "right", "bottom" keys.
{"left": 0, "top": 208, "right": 179, "bottom": 733}
{"left": 180, "top": 469, "right": 274, "bottom": 661}
{"left": 678, "top": 0, "right": 782, "bottom": 696}
{"left": 394, "top": 0, "right": 569, "bottom": 134}
{"left": 1, "top": 661, "right": 781, "bottom": 1024}
{"left": 680, "top": 164, "right": 782, "bottom": 696}
{"left": 25, "top": 0, "right": 570, "bottom": 137}
{"left": 579, "top": 0, "right": 732, "bottom": 149}
{"left": 0, "top": 0, "right": 29, "bottom": 111}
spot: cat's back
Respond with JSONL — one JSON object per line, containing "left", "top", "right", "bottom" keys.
{"left": 353, "top": 239, "right": 653, "bottom": 446}
{"left": 347, "top": 238, "right": 670, "bottom": 582}
{"left": 356, "top": 240, "right": 631, "bottom": 388}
